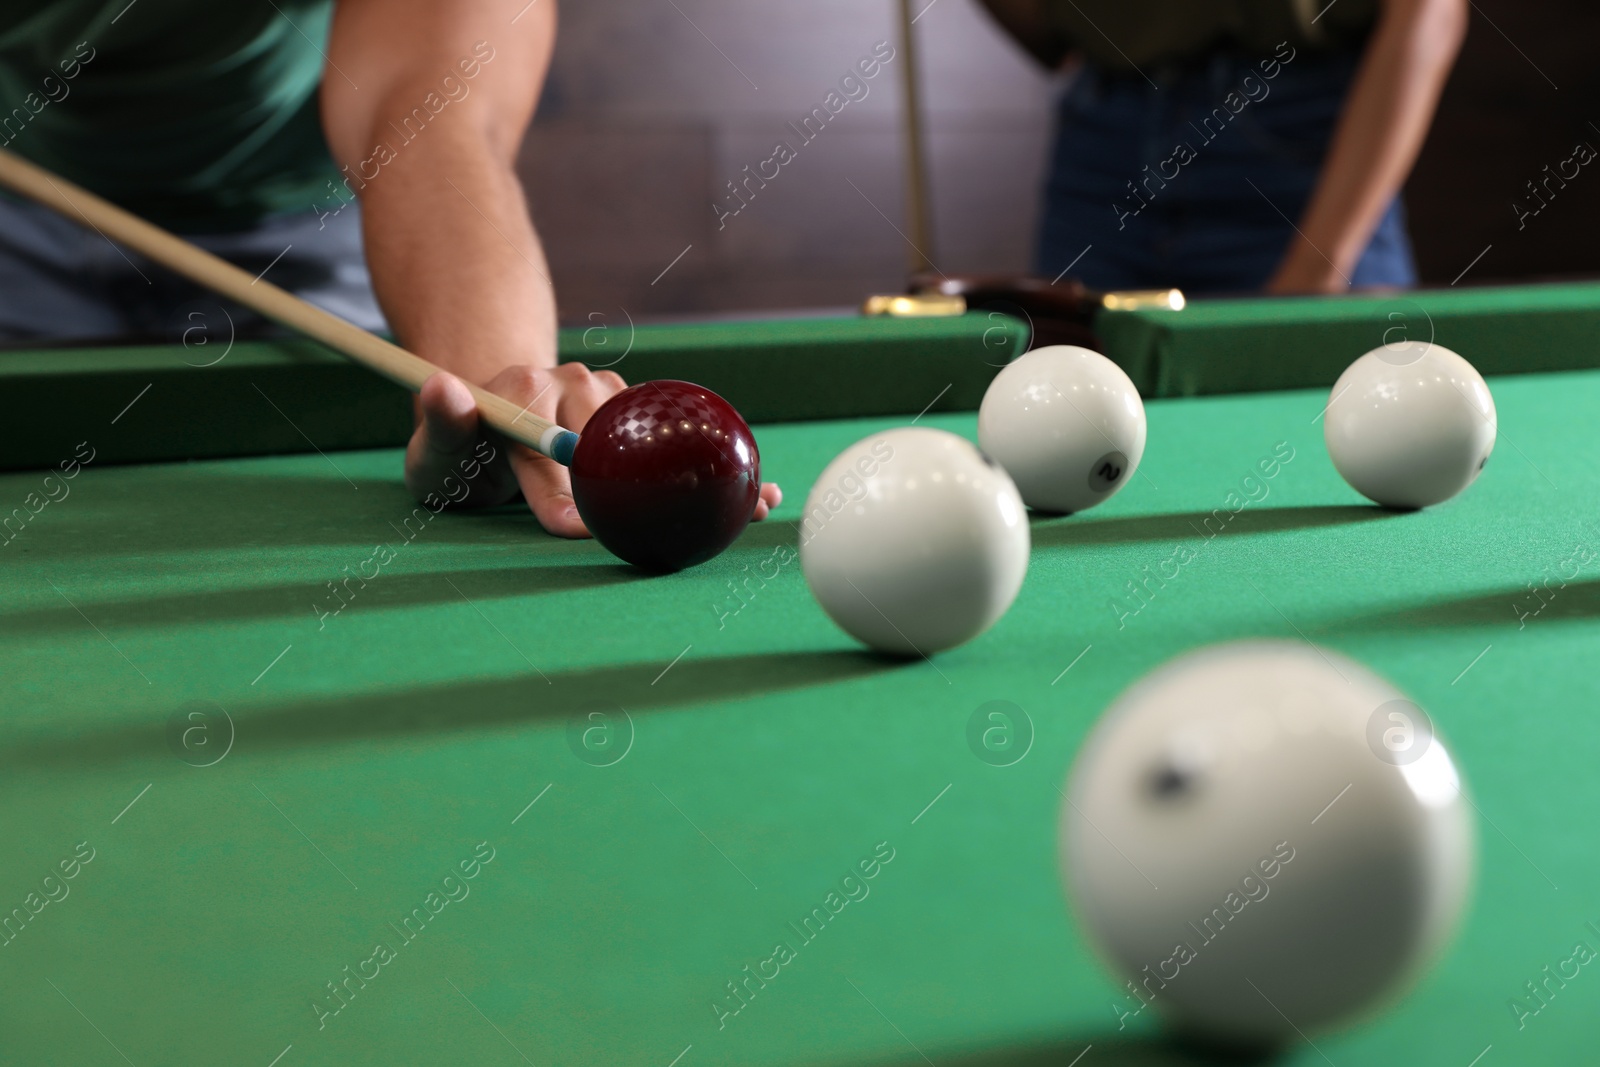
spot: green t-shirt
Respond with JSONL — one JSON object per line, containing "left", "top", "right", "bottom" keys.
{"left": 1045, "top": 0, "right": 1380, "bottom": 72}
{"left": 0, "top": 0, "right": 339, "bottom": 232}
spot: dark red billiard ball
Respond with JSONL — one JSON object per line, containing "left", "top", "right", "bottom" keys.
{"left": 569, "top": 380, "right": 761, "bottom": 572}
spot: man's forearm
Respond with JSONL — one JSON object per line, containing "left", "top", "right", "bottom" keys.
{"left": 1276, "top": 0, "right": 1467, "bottom": 287}
{"left": 357, "top": 122, "right": 557, "bottom": 385}
{"left": 320, "top": 0, "right": 558, "bottom": 383}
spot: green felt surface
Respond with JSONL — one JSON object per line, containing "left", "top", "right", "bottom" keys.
{"left": 3, "top": 371, "right": 1598, "bottom": 1065}
{"left": 1096, "top": 281, "right": 1600, "bottom": 398}
{"left": 0, "top": 313, "right": 1027, "bottom": 471}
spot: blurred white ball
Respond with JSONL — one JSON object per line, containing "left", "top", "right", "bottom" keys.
{"left": 1061, "top": 641, "right": 1474, "bottom": 1045}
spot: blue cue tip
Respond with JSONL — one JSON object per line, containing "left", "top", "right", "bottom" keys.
{"left": 551, "top": 430, "right": 580, "bottom": 467}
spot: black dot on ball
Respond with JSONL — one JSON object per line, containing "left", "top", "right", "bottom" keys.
{"left": 1147, "top": 763, "right": 1195, "bottom": 801}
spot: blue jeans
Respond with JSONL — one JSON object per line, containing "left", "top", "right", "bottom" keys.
{"left": 0, "top": 194, "right": 386, "bottom": 343}
{"left": 1036, "top": 49, "right": 1417, "bottom": 294}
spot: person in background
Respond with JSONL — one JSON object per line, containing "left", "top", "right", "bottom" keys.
{"left": 977, "top": 0, "right": 1468, "bottom": 294}
{"left": 0, "top": 1, "right": 781, "bottom": 533}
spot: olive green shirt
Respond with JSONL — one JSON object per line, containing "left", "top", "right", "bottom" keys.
{"left": 0, "top": 1, "right": 339, "bottom": 231}
{"left": 1047, "top": 0, "right": 1380, "bottom": 71}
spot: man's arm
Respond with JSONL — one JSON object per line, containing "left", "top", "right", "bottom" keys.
{"left": 324, "top": 0, "right": 557, "bottom": 386}
{"left": 323, "top": 0, "right": 780, "bottom": 533}
{"left": 1266, "top": 0, "right": 1468, "bottom": 293}
{"left": 320, "top": 0, "right": 623, "bottom": 536}
{"left": 975, "top": 0, "right": 1073, "bottom": 69}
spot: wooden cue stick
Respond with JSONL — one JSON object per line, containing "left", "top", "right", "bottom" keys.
{"left": 0, "top": 147, "right": 580, "bottom": 464}
{"left": 896, "top": 0, "right": 935, "bottom": 273}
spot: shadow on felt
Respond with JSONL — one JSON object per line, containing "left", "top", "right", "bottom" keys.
{"left": 2, "top": 512, "right": 804, "bottom": 634}
{"left": 0, "top": 557, "right": 641, "bottom": 636}
{"left": 1319, "top": 577, "right": 1600, "bottom": 633}
{"left": 11, "top": 467, "right": 589, "bottom": 560}
{"left": 1029, "top": 504, "right": 1401, "bottom": 547}
{"left": 838, "top": 1030, "right": 1285, "bottom": 1067}
{"left": 0, "top": 647, "right": 912, "bottom": 770}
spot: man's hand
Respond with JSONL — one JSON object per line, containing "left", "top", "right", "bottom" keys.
{"left": 407, "top": 364, "right": 622, "bottom": 536}
{"left": 1263, "top": 254, "right": 1352, "bottom": 295}
{"left": 407, "top": 367, "right": 784, "bottom": 537}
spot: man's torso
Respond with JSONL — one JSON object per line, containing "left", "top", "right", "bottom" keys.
{"left": 0, "top": 0, "right": 339, "bottom": 231}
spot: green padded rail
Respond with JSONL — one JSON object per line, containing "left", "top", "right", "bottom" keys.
{"left": 1095, "top": 281, "right": 1600, "bottom": 397}
{"left": 0, "top": 313, "right": 1027, "bottom": 471}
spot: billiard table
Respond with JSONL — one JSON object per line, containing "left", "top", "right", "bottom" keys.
{"left": 1, "top": 302, "right": 1595, "bottom": 1066}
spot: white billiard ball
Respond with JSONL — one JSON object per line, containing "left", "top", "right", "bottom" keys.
{"left": 1061, "top": 642, "right": 1474, "bottom": 1046}
{"left": 799, "top": 427, "right": 1029, "bottom": 655}
{"left": 978, "top": 345, "right": 1147, "bottom": 514}
{"left": 1324, "top": 342, "right": 1496, "bottom": 508}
